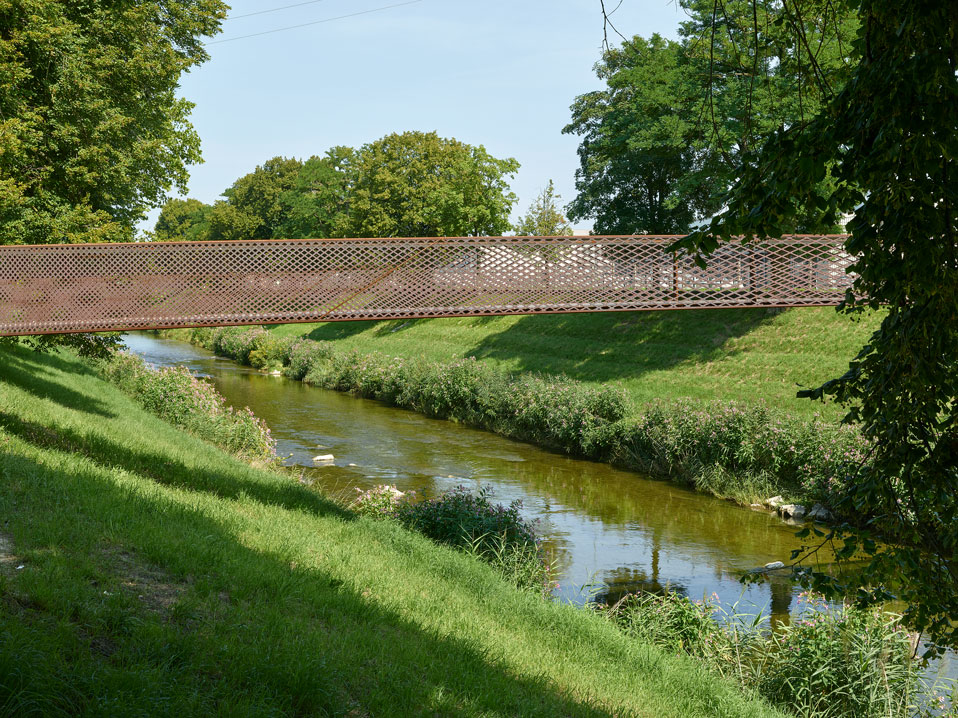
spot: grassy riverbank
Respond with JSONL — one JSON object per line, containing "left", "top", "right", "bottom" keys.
{"left": 266, "top": 307, "right": 881, "bottom": 421}
{"left": 0, "top": 344, "right": 784, "bottom": 717}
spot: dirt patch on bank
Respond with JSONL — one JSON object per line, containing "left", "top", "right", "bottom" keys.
{"left": 104, "top": 546, "right": 191, "bottom": 614}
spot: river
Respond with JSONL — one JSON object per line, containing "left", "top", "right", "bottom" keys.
{"left": 120, "top": 331, "right": 858, "bottom": 624}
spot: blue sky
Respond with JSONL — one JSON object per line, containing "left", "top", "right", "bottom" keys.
{"left": 150, "top": 0, "right": 686, "bottom": 233}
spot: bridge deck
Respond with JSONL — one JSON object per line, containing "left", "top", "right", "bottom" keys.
{"left": 0, "top": 235, "right": 853, "bottom": 336}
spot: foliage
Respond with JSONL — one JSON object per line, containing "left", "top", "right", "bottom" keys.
{"left": 671, "top": 0, "right": 958, "bottom": 653}
{"left": 352, "top": 483, "right": 555, "bottom": 594}
{"left": 208, "top": 156, "right": 303, "bottom": 241}
{"left": 567, "top": 1, "right": 857, "bottom": 233}
{"left": 275, "top": 147, "right": 353, "bottom": 239}
{"left": 98, "top": 350, "right": 276, "bottom": 462}
{"left": 599, "top": 590, "right": 948, "bottom": 718}
{"left": 345, "top": 131, "right": 519, "bottom": 237}
{"left": 565, "top": 34, "right": 716, "bottom": 234}
{"left": 514, "top": 180, "right": 572, "bottom": 236}
{"left": 179, "top": 325, "right": 870, "bottom": 510}
{"left": 152, "top": 198, "right": 213, "bottom": 242}
{"left": 0, "top": 0, "right": 225, "bottom": 246}
{"left": 1, "top": 333, "right": 121, "bottom": 361}
{"left": 0, "top": 0, "right": 224, "bottom": 356}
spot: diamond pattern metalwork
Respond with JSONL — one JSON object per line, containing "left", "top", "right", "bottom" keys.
{"left": 0, "top": 235, "right": 854, "bottom": 336}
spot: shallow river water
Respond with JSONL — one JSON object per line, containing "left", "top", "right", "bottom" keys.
{"left": 121, "top": 332, "right": 853, "bottom": 623}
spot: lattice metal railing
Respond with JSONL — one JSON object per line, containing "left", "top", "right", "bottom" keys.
{"left": 0, "top": 235, "right": 854, "bottom": 336}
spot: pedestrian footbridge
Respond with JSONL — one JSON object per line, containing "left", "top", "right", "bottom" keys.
{"left": 0, "top": 235, "right": 853, "bottom": 336}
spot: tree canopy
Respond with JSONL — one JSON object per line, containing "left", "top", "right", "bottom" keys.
{"left": 569, "top": 0, "right": 857, "bottom": 234}
{"left": 153, "top": 198, "right": 213, "bottom": 243}
{"left": 670, "top": 0, "right": 958, "bottom": 654}
{"left": 0, "top": 0, "right": 226, "bottom": 246}
{"left": 345, "top": 131, "right": 519, "bottom": 238}
{"left": 156, "top": 133, "right": 518, "bottom": 241}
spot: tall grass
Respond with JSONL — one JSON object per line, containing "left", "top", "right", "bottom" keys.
{"left": 598, "top": 590, "right": 956, "bottom": 718}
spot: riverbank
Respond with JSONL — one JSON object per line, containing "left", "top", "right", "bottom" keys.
{"left": 0, "top": 344, "right": 784, "bottom": 717}
{"left": 159, "top": 323, "right": 868, "bottom": 512}
{"left": 266, "top": 307, "right": 882, "bottom": 422}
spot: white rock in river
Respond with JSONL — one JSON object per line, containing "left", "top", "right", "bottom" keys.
{"left": 765, "top": 495, "right": 786, "bottom": 509}
{"left": 312, "top": 454, "right": 335, "bottom": 463}
{"left": 764, "top": 561, "right": 786, "bottom": 570}
{"left": 779, "top": 504, "right": 807, "bottom": 520}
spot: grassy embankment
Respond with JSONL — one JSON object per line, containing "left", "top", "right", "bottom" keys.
{"left": 0, "top": 344, "right": 784, "bottom": 717}
{"left": 267, "top": 307, "right": 881, "bottom": 421}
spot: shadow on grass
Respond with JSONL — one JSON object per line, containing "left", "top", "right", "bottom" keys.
{"left": 0, "top": 410, "right": 351, "bottom": 522}
{"left": 0, "top": 449, "right": 630, "bottom": 717}
{"left": 464, "top": 309, "right": 778, "bottom": 383}
{"left": 0, "top": 348, "right": 115, "bottom": 418}
{"left": 304, "top": 320, "right": 378, "bottom": 343}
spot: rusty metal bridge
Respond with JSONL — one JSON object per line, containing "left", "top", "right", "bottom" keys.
{"left": 0, "top": 235, "right": 853, "bottom": 336}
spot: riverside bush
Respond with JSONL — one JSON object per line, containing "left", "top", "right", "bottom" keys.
{"left": 175, "top": 326, "right": 869, "bottom": 509}
{"left": 354, "top": 484, "right": 556, "bottom": 594}
{"left": 99, "top": 351, "right": 277, "bottom": 462}
{"left": 599, "top": 591, "right": 953, "bottom": 718}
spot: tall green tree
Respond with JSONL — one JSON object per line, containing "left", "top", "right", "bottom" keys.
{"left": 564, "top": 35, "right": 716, "bottom": 234}
{"left": 275, "top": 147, "right": 353, "bottom": 239}
{"left": 152, "top": 198, "right": 213, "bottom": 242}
{"left": 570, "top": 2, "right": 857, "bottom": 234}
{"left": 346, "top": 131, "right": 519, "bottom": 237}
{"left": 0, "top": 0, "right": 226, "bottom": 246}
{"left": 207, "top": 156, "right": 304, "bottom": 241}
{"left": 514, "top": 180, "right": 572, "bottom": 236}
{"left": 0, "top": 0, "right": 225, "bottom": 358}
{"left": 671, "top": 0, "right": 958, "bottom": 654}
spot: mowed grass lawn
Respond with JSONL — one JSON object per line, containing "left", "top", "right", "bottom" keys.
{"left": 0, "top": 345, "right": 784, "bottom": 717}
{"left": 268, "top": 307, "right": 882, "bottom": 421}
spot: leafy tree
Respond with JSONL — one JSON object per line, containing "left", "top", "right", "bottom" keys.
{"left": 0, "top": 0, "right": 226, "bottom": 246}
{"left": 346, "top": 131, "right": 519, "bottom": 237}
{"left": 208, "top": 156, "right": 303, "bottom": 240}
{"left": 514, "top": 181, "right": 572, "bottom": 236}
{"left": 153, "top": 198, "right": 213, "bottom": 242}
{"left": 0, "top": 0, "right": 225, "bottom": 358}
{"left": 570, "top": 2, "right": 857, "bottom": 234}
{"left": 275, "top": 147, "right": 353, "bottom": 239}
{"left": 564, "top": 35, "right": 716, "bottom": 234}
{"left": 671, "top": 0, "right": 958, "bottom": 654}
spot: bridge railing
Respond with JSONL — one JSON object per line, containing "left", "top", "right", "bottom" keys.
{"left": 0, "top": 235, "right": 854, "bottom": 336}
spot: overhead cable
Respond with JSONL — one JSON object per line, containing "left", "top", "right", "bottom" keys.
{"left": 226, "top": 0, "right": 329, "bottom": 22}
{"left": 206, "top": 0, "right": 422, "bottom": 45}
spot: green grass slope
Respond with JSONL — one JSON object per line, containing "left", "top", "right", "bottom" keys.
{"left": 268, "top": 307, "right": 881, "bottom": 421}
{"left": 0, "top": 345, "right": 784, "bottom": 717}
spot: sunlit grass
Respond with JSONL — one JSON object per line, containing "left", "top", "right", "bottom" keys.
{"left": 0, "top": 345, "right": 784, "bottom": 717}
{"left": 267, "top": 306, "right": 882, "bottom": 421}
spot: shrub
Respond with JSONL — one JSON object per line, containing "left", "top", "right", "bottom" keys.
{"left": 284, "top": 339, "right": 334, "bottom": 381}
{"left": 247, "top": 333, "right": 295, "bottom": 371}
{"left": 210, "top": 326, "right": 268, "bottom": 364}
{"left": 99, "top": 351, "right": 277, "bottom": 462}
{"left": 597, "top": 590, "right": 953, "bottom": 718}
{"left": 354, "top": 484, "right": 555, "bottom": 594}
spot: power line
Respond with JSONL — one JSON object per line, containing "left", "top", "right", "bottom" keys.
{"left": 206, "top": 0, "right": 422, "bottom": 45}
{"left": 225, "top": 0, "right": 329, "bottom": 22}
